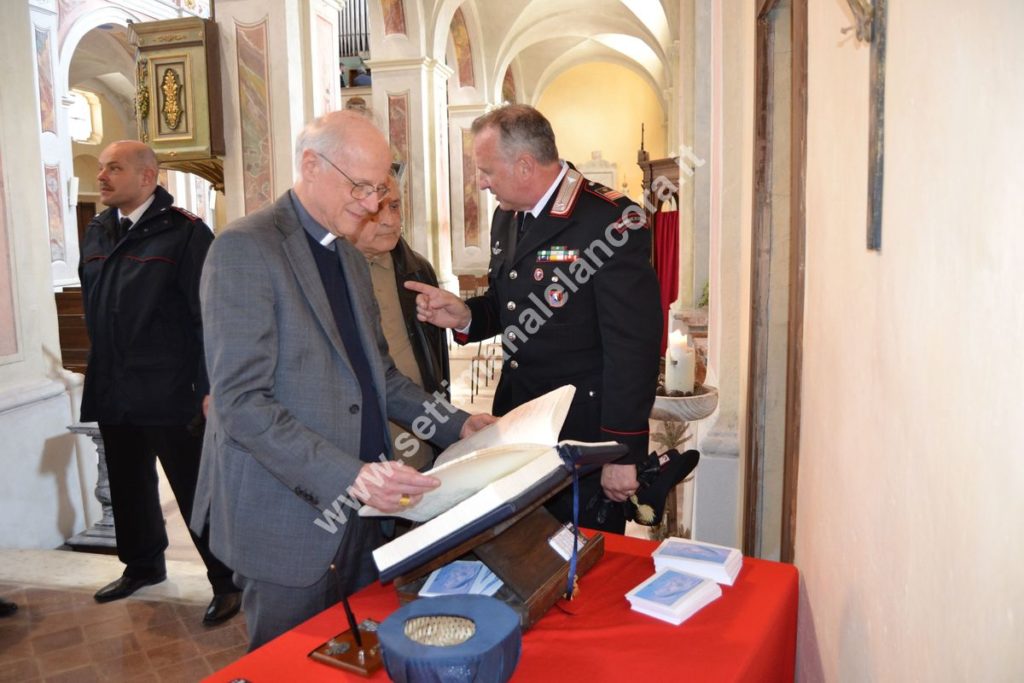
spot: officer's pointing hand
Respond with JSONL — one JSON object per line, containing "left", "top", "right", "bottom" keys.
{"left": 404, "top": 281, "right": 472, "bottom": 330}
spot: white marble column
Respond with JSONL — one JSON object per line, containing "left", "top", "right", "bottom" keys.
{"left": 691, "top": 0, "right": 748, "bottom": 549}
{"left": 0, "top": 1, "right": 99, "bottom": 549}
{"left": 26, "top": 0, "right": 77, "bottom": 287}
{"left": 215, "top": 0, "right": 336, "bottom": 222}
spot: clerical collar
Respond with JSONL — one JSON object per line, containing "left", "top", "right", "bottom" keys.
{"left": 118, "top": 193, "right": 156, "bottom": 226}
{"left": 289, "top": 190, "right": 339, "bottom": 248}
{"left": 526, "top": 161, "right": 568, "bottom": 218}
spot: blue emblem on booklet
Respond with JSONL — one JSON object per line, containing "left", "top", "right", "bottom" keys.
{"left": 419, "top": 560, "right": 504, "bottom": 598}
{"left": 651, "top": 537, "right": 743, "bottom": 585}
{"left": 421, "top": 561, "right": 483, "bottom": 595}
{"left": 625, "top": 568, "right": 723, "bottom": 625}
{"left": 658, "top": 540, "right": 730, "bottom": 564}
{"left": 633, "top": 570, "right": 704, "bottom": 608}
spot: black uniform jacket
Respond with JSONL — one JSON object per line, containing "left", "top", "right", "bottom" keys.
{"left": 78, "top": 186, "right": 213, "bottom": 426}
{"left": 457, "top": 167, "right": 662, "bottom": 463}
{"left": 392, "top": 236, "right": 451, "bottom": 398}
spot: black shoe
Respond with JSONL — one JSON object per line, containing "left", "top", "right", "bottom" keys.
{"left": 0, "top": 598, "right": 17, "bottom": 617}
{"left": 94, "top": 574, "right": 166, "bottom": 603}
{"left": 203, "top": 591, "right": 242, "bottom": 626}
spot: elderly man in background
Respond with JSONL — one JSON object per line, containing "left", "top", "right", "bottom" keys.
{"left": 353, "top": 173, "right": 450, "bottom": 471}
{"left": 193, "top": 110, "right": 494, "bottom": 649}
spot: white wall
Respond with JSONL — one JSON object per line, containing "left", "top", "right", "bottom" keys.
{"left": 0, "top": 1, "right": 97, "bottom": 549}
{"left": 694, "top": 0, "right": 754, "bottom": 549}
{"left": 536, "top": 61, "right": 667, "bottom": 204}
{"left": 796, "top": 0, "right": 1024, "bottom": 678}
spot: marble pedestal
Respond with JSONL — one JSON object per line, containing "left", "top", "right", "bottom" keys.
{"left": 64, "top": 422, "right": 117, "bottom": 551}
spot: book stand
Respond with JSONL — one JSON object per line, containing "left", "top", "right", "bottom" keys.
{"left": 393, "top": 478, "right": 604, "bottom": 631}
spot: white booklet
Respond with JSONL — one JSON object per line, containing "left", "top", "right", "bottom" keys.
{"left": 652, "top": 536, "right": 743, "bottom": 586}
{"left": 625, "top": 569, "right": 722, "bottom": 626}
{"left": 359, "top": 385, "right": 576, "bottom": 523}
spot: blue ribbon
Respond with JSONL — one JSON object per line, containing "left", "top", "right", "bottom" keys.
{"left": 566, "top": 463, "right": 580, "bottom": 599}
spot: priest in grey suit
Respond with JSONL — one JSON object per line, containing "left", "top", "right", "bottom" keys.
{"left": 193, "top": 110, "right": 494, "bottom": 649}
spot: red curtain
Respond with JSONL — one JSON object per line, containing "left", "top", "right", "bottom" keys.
{"left": 653, "top": 210, "right": 679, "bottom": 355}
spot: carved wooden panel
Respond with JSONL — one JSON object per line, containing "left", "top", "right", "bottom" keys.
{"left": 129, "top": 17, "right": 225, "bottom": 188}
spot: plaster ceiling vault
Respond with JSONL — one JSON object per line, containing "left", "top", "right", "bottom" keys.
{"left": 67, "top": 23, "right": 137, "bottom": 132}
{"left": 67, "top": 2, "right": 677, "bottom": 127}
{"left": 382, "top": 0, "right": 678, "bottom": 109}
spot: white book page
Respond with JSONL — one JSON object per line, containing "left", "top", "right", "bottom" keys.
{"left": 359, "top": 386, "right": 575, "bottom": 522}
{"left": 373, "top": 449, "right": 565, "bottom": 574}
{"left": 359, "top": 443, "right": 551, "bottom": 522}
{"left": 432, "top": 385, "right": 576, "bottom": 466}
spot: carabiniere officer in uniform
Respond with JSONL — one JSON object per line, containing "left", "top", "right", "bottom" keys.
{"left": 407, "top": 104, "right": 662, "bottom": 533}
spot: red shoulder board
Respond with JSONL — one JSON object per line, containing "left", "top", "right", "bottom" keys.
{"left": 585, "top": 183, "right": 625, "bottom": 205}
{"left": 171, "top": 206, "right": 201, "bottom": 222}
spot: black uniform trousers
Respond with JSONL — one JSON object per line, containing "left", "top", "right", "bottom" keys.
{"left": 98, "top": 424, "right": 236, "bottom": 594}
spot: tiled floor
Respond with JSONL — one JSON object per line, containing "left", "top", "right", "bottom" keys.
{"left": 0, "top": 344, "right": 496, "bottom": 682}
{"left": 0, "top": 584, "right": 248, "bottom": 682}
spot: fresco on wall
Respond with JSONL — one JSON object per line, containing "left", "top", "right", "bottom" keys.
{"left": 450, "top": 9, "right": 475, "bottom": 88}
{"left": 236, "top": 19, "right": 274, "bottom": 214}
{"left": 44, "top": 164, "right": 65, "bottom": 262}
{"left": 315, "top": 12, "right": 335, "bottom": 116}
{"left": 181, "top": 0, "right": 212, "bottom": 17}
{"left": 388, "top": 93, "right": 411, "bottom": 228}
{"left": 0, "top": 153, "right": 18, "bottom": 357}
{"left": 502, "top": 67, "right": 517, "bottom": 104}
{"left": 35, "top": 27, "right": 56, "bottom": 134}
{"left": 461, "top": 128, "right": 479, "bottom": 247}
{"left": 382, "top": 0, "right": 407, "bottom": 36}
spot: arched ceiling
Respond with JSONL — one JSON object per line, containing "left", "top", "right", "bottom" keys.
{"left": 427, "top": 0, "right": 675, "bottom": 107}
{"left": 67, "top": 24, "right": 136, "bottom": 120}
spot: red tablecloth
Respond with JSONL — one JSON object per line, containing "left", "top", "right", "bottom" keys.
{"left": 206, "top": 533, "right": 798, "bottom": 682}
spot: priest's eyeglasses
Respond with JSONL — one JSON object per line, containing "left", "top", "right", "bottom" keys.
{"left": 315, "top": 151, "right": 390, "bottom": 200}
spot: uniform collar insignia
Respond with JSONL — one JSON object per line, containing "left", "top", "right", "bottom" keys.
{"left": 549, "top": 168, "right": 584, "bottom": 218}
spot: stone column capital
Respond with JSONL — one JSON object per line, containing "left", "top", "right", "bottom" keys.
{"left": 367, "top": 57, "right": 454, "bottom": 80}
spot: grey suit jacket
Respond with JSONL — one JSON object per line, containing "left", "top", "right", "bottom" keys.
{"left": 192, "top": 191, "right": 468, "bottom": 587}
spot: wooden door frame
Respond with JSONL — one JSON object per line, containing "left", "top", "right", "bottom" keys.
{"left": 743, "top": 0, "right": 807, "bottom": 563}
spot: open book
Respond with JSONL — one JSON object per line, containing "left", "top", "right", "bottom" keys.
{"left": 361, "top": 385, "right": 627, "bottom": 582}
{"left": 359, "top": 384, "right": 577, "bottom": 523}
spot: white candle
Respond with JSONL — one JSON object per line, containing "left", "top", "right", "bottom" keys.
{"left": 665, "top": 330, "right": 695, "bottom": 393}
